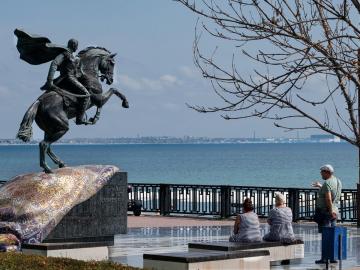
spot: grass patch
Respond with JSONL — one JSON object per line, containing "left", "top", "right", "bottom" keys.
{"left": 0, "top": 252, "right": 142, "bottom": 270}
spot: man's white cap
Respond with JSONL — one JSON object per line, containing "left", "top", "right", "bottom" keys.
{"left": 320, "top": 164, "right": 334, "bottom": 173}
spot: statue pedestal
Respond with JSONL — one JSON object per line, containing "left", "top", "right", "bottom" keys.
{"left": 45, "top": 171, "right": 128, "bottom": 242}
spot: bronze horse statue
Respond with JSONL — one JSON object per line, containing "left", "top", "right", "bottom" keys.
{"left": 17, "top": 46, "right": 129, "bottom": 173}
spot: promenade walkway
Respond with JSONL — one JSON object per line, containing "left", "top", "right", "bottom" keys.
{"left": 110, "top": 215, "right": 360, "bottom": 270}
{"left": 128, "top": 215, "right": 234, "bottom": 228}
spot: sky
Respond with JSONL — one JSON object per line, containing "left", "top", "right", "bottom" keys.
{"left": 0, "top": 0, "right": 330, "bottom": 139}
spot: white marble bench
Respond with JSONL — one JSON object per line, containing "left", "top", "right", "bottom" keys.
{"left": 188, "top": 239, "right": 304, "bottom": 265}
{"left": 143, "top": 249, "right": 270, "bottom": 270}
{"left": 22, "top": 241, "right": 112, "bottom": 261}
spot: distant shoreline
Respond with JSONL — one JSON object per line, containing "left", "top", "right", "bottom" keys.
{"left": 0, "top": 141, "right": 347, "bottom": 146}
{"left": 0, "top": 135, "right": 345, "bottom": 145}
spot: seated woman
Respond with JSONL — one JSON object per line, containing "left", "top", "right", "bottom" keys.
{"left": 229, "top": 198, "right": 262, "bottom": 243}
{"left": 263, "top": 192, "right": 296, "bottom": 243}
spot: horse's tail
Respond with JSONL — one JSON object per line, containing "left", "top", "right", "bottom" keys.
{"left": 17, "top": 100, "right": 40, "bottom": 142}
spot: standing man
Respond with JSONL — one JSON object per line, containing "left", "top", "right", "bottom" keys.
{"left": 312, "top": 164, "right": 342, "bottom": 264}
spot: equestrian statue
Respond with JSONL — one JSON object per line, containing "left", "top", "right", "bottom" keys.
{"left": 14, "top": 29, "right": 129, "bottom": 173}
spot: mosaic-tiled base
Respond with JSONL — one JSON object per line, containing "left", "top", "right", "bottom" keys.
{"left": 0, "top": 165, "right": 123, "bottom": 248}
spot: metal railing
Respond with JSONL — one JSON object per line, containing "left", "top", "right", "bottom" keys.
{"left": 0, "top": 180, "right": 357, "bottom": 222}
{"left": 128, "top": 183, "right": 358, "bottom": 222}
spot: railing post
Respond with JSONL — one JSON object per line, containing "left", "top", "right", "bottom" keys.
{"left": 220, "top": 186, "right": 231, "bottom": 218}
{"left": 192, "top": 187, "right": 197, "bottom": 213}
{"left": 288, "top": 188, "right": 299, "bottom": 222}
{"left": 159, "top": 184, "right": 171, "bottom": 216}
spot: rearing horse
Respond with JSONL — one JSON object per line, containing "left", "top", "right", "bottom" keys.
{"left": 17, "top": 47, "right": 129, "bottom": 173}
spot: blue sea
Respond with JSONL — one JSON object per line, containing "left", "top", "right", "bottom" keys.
{"left": 0, "top": 143, "right": 358, "bottom": 188}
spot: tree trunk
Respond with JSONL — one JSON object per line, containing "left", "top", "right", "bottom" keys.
{"left": 357, "top": 49, "right": 360, "bottom": 227}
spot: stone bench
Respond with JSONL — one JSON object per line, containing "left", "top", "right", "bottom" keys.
{"left": 188, "top": 239, "right": 304, "bottom": 265}
{"left": 143, "top": 250, "right": 270, "bottom": 270}
{"left": 22, "top": 241, "right": 112, "bottom": 261}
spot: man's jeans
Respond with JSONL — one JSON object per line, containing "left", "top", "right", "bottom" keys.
{"left": 318, "top": 218, "right": 336, "bottom": 233}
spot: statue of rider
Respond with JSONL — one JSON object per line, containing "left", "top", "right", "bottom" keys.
{"left": 40, "top": 38, "right": 90, "bottom": 125}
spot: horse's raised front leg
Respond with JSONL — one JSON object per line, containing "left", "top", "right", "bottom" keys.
{"left": 100, "top": 87, "right": 129, "bottom": 108}
{"left": 89, "top": 107, "right": 101, "bottom": 124}
{"left": 111, "top": 88, "right": 129, "bottom": 108}
{"left": 89, "top": 88, "right": 129, "bottom": 124}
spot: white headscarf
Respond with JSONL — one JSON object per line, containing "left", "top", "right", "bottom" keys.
{"left": 320, "top": 164, "right": 334, "bottom": 173}
{"left": 274, "top": 192, "right": 286, "bottom": 204}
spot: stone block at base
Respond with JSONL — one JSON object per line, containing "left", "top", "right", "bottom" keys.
{"left": 45, "top": 171, "right": 127, "bottom": 242}
{"left": 143, "top": 250, "right": 270, "bottom": 270}
{"left": 188, "top": 240, "right": 304, "bottom": 264}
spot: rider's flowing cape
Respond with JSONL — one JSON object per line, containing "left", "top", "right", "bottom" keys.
{"left": 0, "top": 165, "right": 119, "bottom": 251}
{"left": 14, "top": 28, "right": 69, "bottom": 65}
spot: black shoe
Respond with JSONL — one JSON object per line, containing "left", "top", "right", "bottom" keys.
{"left": 315, "top": 259, "right": 327, "bottom": 264}
{"left": 330, "top": 260, "right": 338, "bottom": 264}
{"left": 75, "top": 98, "right": 90, "bottom": 125}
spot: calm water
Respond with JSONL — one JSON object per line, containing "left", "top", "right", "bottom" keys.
{"left": 0, "top": 143, "right": 358, "bottom": 188}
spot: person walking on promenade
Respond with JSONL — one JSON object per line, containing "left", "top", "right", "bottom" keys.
{"left": 229, "top": 198, "right": 262, "bottom": 243}
{"left": 263, "top": 192, "right": 296, "bottom": 243}
{"left": 312, "top": 164, "right": 342, "bottom": 264}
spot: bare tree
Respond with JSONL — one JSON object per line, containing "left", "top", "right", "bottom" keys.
{"left": 177, "top": 0, "right": 360, "bottom": 146}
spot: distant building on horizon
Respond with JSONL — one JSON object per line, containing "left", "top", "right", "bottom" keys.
{"left": 310, "top": 134, "right": 341, "bottom": 143}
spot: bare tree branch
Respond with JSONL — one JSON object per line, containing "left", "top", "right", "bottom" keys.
{"left": 177, "top": 0, "right": 360, "bottom": 146}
